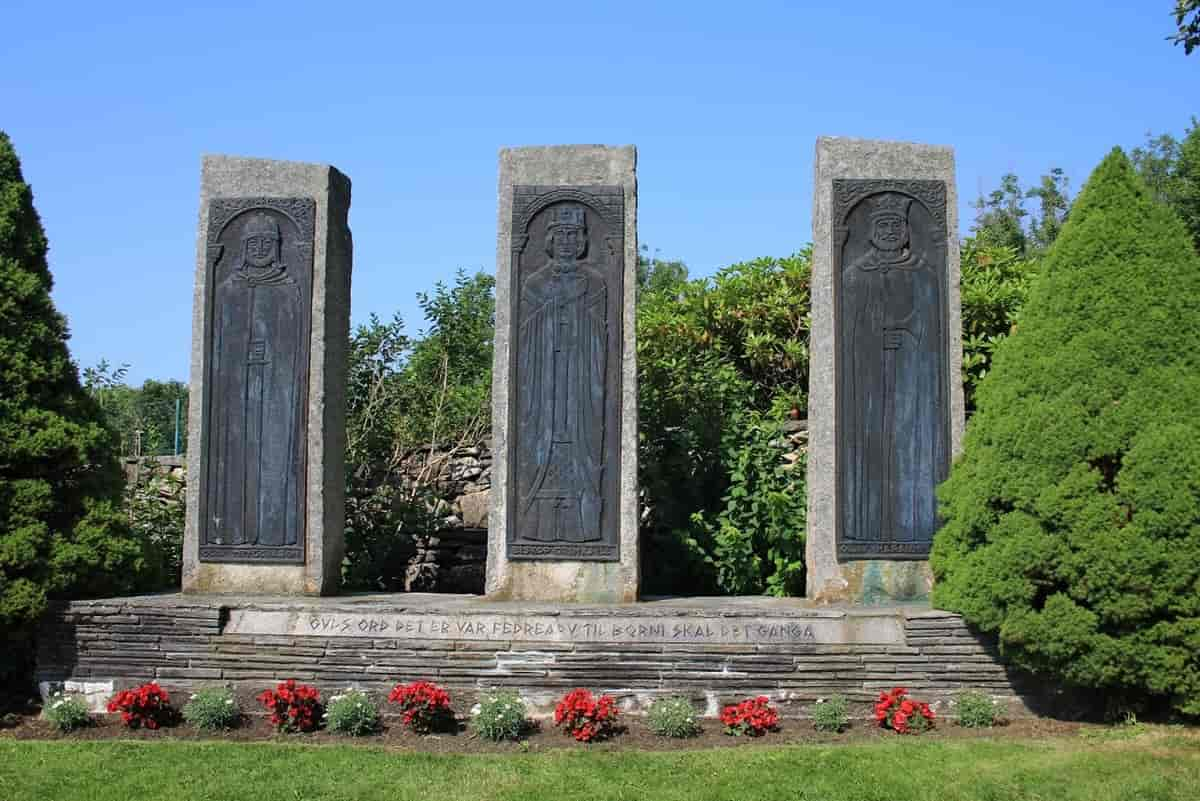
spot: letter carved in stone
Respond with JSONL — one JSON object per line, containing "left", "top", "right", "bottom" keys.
{"left": 834, "top": 179, "right": 951, "bottom": 560}
{"left": 507, "top": 186, "right": 624, "bottom": 561}
{"left": 198, "top": 197, "right": 314, "bottom": 563}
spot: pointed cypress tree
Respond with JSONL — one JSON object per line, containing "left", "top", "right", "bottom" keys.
{"left": 0, "top": 131, "right": 145, "bottom": 690}
{"left": 931, "top": 148, "right": 1200, "bottom": 717}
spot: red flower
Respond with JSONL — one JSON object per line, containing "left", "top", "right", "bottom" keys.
{"left": 387, "top": 681, "right": 453, "bottom": 733}
{"left": 554, "top": 689, "right": 619, "bottom": 742}
{"left": 258, "top": 679, "right": 322, "bottom": 733}
{"left": 106, "top": 682, "right": 173, "bottom": 730}
{"left": 721, "top": 696, "right": 779, "bottom": 737}
{"left": 875, "top": 688, "right": 935, "bottom": 735}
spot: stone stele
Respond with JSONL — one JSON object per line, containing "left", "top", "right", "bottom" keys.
{"left": 182, "top": 155, "right": 352, "bottom": 595}
{"left": 487, "top": 145, "right": 639, "bottom": 602}
{"left": 806, "top": 137, "right": 965, "bottom": 605}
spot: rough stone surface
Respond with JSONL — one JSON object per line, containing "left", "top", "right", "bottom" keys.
{"left": 459, "top": 490, "right": 490, "bottom": 530}
{"left": 183, "top": 155, "right": 352, "bottom": 595}
{"left": 487, "top": 146, "right": 638, "bottom": 602}
{"left": 807, "top": 137, "right": 965, "bottom": 605}
{"left": 36, "top": 595, "right": 1052, "bottom": 719}
{"left": 37, "top": 680, "right": 114, "bottom": 714}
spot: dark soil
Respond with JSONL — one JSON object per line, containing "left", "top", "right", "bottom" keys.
{"left": 0, "top": 713, "right": 1088, "bottom": 753}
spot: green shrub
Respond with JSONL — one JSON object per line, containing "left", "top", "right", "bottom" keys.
{"left": 0, "top": 131, "right": 149, "bottom": 692}
{"left": 810, "top": 695, "right": 850, "bottom": 733}
{"left": 181, "top": 687, "right": 240, "bottom": 731}
{"left": 954, "top": 691, "right": 1001, "bottom": 728}
{"left": 470, "top": 691, "right": 528, "bottom": 741}
{"left": 43, "top": 693, "right": 90, "bottom": 732}
{"left": 324, "top": 689, "right": 380, "bottom": 736}
{"left": 646, "top": 696, "right": 701, "bottom": 738}
{"left": 958, "top": 239, "right": 1038, "bottom": 414}
{"left": 637, "top": 252, "right": 812, "bottom": 596}
{"left": 931, "top": 148, "right": 1200, "bottom": 718}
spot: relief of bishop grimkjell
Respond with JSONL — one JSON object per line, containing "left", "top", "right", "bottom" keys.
{"left": 204, "top": 208, "right": 309, "bottom": 557}
{"left": 515, "top": 203, "right": 608, "bottom": 544}
{"left": 839, "top": 191, "right": 947, "bottom": 552}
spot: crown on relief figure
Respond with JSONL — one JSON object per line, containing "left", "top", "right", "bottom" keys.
{"left": 867, "top": 193, "right": 911, "bottom": 219}
{"left": 547, "top": 204, "right": 586, "bottom": 230}
{"left": 244, "top": 212, "right": 280, "bottom": 238}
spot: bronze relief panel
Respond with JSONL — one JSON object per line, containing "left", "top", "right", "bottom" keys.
{"left": 833, "top": 179, "right": 951, "bottom": 560}
{"left": 199, "top": 198, "right": 314, "bottom": 564}
{"left": 507, "top": 186, "right": 624, "bottom": 561}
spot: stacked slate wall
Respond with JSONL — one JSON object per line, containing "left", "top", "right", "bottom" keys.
{"left": 37, "top": 597, "right": 1050, "bottom": 718}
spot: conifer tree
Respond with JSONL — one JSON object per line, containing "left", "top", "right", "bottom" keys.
{"left": 931, "top": 148, "right": 1200, "bottom": 717}
{"left": 0, "top": 131, "right": 144, "bottom": 689}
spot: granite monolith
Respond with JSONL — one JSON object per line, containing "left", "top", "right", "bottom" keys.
{"left": 486, "top": 145, "right": 639, "bottom": 602}
{"left": 182, "top": 155, "right": 351, "bottom": 595}
{"left": 806, "top": 137, "right": 964, "bottom": 605}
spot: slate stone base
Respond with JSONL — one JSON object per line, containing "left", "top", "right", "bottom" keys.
{"left": 37, "top": 594, "right": 1052, "bottom": 719}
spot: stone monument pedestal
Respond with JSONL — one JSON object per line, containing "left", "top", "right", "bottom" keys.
{"left": 182, "top": 155, "right": 352, "bottom": 596}
{"left": 486, "top": 145, "right": 639, "bottom": 603}
{"left": 36, "top": 593, "right": 1046, "bottom": 718}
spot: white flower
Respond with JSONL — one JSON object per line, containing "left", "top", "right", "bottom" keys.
{"left": 225, "top": 699, "right": 233, "bottom": 705}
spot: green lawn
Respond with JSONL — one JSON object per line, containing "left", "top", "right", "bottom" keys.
{"left": 1, "top": 733, "right": 1197, "bottom": 801}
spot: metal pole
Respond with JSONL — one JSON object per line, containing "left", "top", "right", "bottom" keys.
{"left": 174, "top": 398, "right": 182, "bottom": 456}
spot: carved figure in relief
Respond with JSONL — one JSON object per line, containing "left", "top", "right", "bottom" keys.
{"left": 516, "top": 204, "right": 607, "bottom": 543}
{"left": 206, "top": 211, "right": 305, "bottom": 550}
{"left": 840, "top": 192, "right": 945, "bottom": 549}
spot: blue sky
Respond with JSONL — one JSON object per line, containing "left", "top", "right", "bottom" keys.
{"left": 3, "top": 0, "right": 1196, "bottom": 384}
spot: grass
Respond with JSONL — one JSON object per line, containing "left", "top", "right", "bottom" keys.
{"left": 1, "top": 730, "right": 1198, "bottom": 801}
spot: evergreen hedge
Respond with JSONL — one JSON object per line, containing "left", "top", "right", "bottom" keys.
{"left": 0, "top": 132, "right": 146, "bottom": 694}
{"left": 931, "top": 148, "right": 1200, "bottom": 716}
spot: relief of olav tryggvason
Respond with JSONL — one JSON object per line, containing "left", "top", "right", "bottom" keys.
{"left": 835, "top": 180, "right": 951, "bottom": 561}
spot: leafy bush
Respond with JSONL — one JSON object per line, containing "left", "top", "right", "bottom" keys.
{"left": 694, "top": 404, "right": 807, "bottom": 596}
{"left": 958, "top": 239, "right": 1038, "bottom": 414}
{"left": 637, "top": 252, "right": 812, "bottom": 596}
{"left": 931, "top": 148, "right": 1200, "bottom": 718}
{"left": 720, "top": 696, "right": 779, "bottom": 737}
{"left": 324, "top": 689, "right": 380, "bottom": 736}
{"left": 388, "top": 680, "right": 453, "bottom": 733}
{"left": 954, "top": 691, "right": 1001, "bottom": 728}
{"left": 107, "top": 682, "right": 173, "bottom": 730}
{"left": 0, "top": 131, "right": 148, "bottom": 697}
{"left": 44, "top": 693, "right": 90, "bottom": 732}
{"left": 181, "top": 687, "right": 239, "bottom": 731}
{"left": 646, "top": 696, "right": 701, "bottom": 738}
{"left": 873, "top": 687, "right": 935, "bottom": 735}
{"left": 554, "top": 689, "right": 619, "bottom": 742}
{"left": 810, "top": 695, "right": 850, "bottom": 733}
{"left": 470, "top": 691, "right": 528, "bottom": 741}
{"left": 125, "top": 460, "right": 186, "bottom": 589}
{"left": 257, "top": 679, "right": 321, "bottom": 733}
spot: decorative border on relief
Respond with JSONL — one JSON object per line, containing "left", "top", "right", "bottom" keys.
{"left": 197, "top": 196, "right": 316, "bottom": 567}
{"left": 831, "top": 178, "right": 950, "bottom": 563}
{"left": 505, "top": 185, "right": 624, "bottom": 563}
{"left": 198, "top": 546, "right": 304, "bottom": 564}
